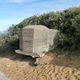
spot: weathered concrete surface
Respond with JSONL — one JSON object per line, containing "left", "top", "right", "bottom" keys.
{"left": 15, "top": 25, "right": 60, "bottom": 57}
{"left": 0, "top": 72, "right": 10, "bottom": 80}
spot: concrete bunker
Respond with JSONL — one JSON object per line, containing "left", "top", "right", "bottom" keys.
{"left": 15, "top": 25, "right": 59, "bottom": 58}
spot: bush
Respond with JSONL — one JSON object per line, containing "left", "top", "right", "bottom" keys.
{"left": 1, "top": 7, "right": 80, "bottom": 52}
{"left": 8, "top": 39, "right": 19, "bottom": 51}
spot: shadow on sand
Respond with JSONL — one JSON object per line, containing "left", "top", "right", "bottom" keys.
{"left": 0, "top": 51, "right": 80, "bottom": 69}
{"left": 0, "top": 51, "right": 37, "bottom": 66}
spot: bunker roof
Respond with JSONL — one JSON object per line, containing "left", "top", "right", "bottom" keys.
{"left": 23, "top": 25, "right": 49, "bottom": 30}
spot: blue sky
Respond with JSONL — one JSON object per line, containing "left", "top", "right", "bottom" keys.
{"left": 0, "top": 0, "right": 80, "bottom": 32}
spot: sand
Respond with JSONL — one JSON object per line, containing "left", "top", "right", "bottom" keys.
{"left": 0, "top": 52, "right": 80, "bottom": 80}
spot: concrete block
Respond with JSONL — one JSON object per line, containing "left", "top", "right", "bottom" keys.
{"left": 15, "top": 25, "right": 60, "bottom": 57}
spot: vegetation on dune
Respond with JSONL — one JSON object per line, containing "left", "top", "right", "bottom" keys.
{"left": 0, "top": 7, "right": 80, "bottom": 53}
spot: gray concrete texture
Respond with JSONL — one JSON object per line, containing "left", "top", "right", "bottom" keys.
{"left": 15, "top": 25, "right": 60, "bottom": 57}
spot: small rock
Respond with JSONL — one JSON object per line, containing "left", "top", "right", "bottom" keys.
{"left": 57, "top": 55, "right": 65, "bottom": 58}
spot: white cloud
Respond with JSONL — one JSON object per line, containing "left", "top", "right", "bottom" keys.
{"left": 9, "top": 0, "right": 36, "bottom": 3}
{"left": 0, "top": 0, "right": 37, "bottom": 3}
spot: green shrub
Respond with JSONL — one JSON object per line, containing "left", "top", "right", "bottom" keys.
{"left": 1, "top": 7, "right": 80, "bottom": 52}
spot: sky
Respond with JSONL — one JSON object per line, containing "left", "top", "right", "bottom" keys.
{"left": 0, "top": 0, "right": 80, "bottom": 32}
